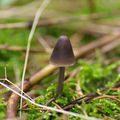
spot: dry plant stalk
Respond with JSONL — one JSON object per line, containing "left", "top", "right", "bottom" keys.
{"left": 93, "top": 95, "right": 120, "bottom": 103}
{"left": 82, "top": 24, "right": 120, "bottom": 35}
{"left": 63, "top": 82, "right": 120, "bottom": 110}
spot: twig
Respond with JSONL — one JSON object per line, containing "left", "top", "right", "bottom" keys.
{"left": 36, "top": 34, "right": 52, "bottom": 53}
{"left": 63, "top": 82, "right": 120, "bottom": 110}
{"left": 86, "top": 37, "right": 120, "bottom": 58}
{"left": 76, "top": 105, "right": 89, "bottom": 120}
{"left": 76, "top": 79, "right": 84, "bottom": 96}
{"left": 52, "top": 101, "right": 64, "bottom": 110}
{"left": 82, "top": 24, "right": 120, "bottom": 35}
{"left": 64, "top": 68, "right": 84, "bottom": 96}
{"left": 0, "top": 45, "right": 44, "bottom": 53}
{"left": 0, "top": 16, "right": 92, "bottom": 29}
{"left": 100, "top": 39, "right": 120, "bottom": 53}
{"left": 7, "top": 80, "right": 32, "bottom": 118}
{"left": 65, "top": 68, "right": 80, "bottom": 82}
{"left": 1, "top": 14, "right": 120, "bottom": 32}
{"left": 111, "top": 88, "right": 120, "bottom": 91}
{"left": 0, "top": 15, "right": 103, "bottom": 30}
{"left": 75, "top": 34, "right": 120, "bottom": 58}
{"left": 93, "top": 95, "right": 120, "bottom": 103}
{"left": 45, "top": 98, "right": 55, "bottom": 106}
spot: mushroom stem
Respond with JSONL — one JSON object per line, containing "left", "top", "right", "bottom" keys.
{"left": 56, "top": 67, "right": 65, "bottom": 97}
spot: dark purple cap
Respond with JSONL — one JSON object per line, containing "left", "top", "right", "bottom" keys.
{"left": 50, "top": 35, "right": 75, "bottom": 66}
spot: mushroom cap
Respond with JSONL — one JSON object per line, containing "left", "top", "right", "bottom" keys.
{"left": 50, "top": 35, "right": 75, "bottom": 66}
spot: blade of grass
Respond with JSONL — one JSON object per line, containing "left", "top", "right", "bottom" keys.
{"left": 20, "top": 0, "right": 51, "bottom": 117}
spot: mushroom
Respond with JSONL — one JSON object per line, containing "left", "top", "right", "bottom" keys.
{"left": 50, "top": 35, "right": 75, "bottom": 97}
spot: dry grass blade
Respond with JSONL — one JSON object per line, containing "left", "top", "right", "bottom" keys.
{"left": 20, "top": 0, "right": 51, "bottom": 117}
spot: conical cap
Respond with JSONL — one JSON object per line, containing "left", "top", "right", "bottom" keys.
{"left": 50, "top": 35, "right": 75, "bottom": 66}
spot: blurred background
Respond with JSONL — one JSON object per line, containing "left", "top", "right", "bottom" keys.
{"left": 0, "top": 0, "right": 120, "bottom": 81}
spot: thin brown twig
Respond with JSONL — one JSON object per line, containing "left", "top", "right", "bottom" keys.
{"left": 75, "top": 34, "right": 120, "bottom": 58}
{"left": 52, "top": 101, "right": 64, "bottom": 110}
{"left": 76, "top": 80, "right": 84, "bottom": 96}
{"left": 86, "top": 37, "right": 120, "bottom": 59}
{"left": 36, "top": 34, "right": 52, "bottom": 53}
{"left": 0, "top": 16, "right": 91, "bottom": 29}
{"left": 0, "top": 14, "right": 120, "bottom": 30}
{"left": 0, "top": 45, "right": 44, "bottom": 53}
{"left": 93, "top": 95, "right": 120, "bottom": 103}
{"left": 65, "top": 68, "right": 80, "bottom": 82}
{"left": 111, "top": 88, "right": 120, "bottom": 91}
{"left": 82, "top": 24, "right": 120, "bottom": 35}
{"left": 76, "top": 105, "right": 89, "bottom": 120}
{"left": 45, "top": 98, "right": 55, "bottom": 106}
{"left": 63, "top": 82, "right": 120, "bottom": 110}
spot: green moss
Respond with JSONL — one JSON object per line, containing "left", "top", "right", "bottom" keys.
{"left": 25, "top": 61, "right": 120, "bottom": 120}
